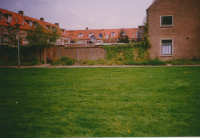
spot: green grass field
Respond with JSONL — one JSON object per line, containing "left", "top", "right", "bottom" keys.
{"left": 0, "top": 67, "right": 200, "bottom": 137}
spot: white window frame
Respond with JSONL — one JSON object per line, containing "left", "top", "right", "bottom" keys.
{"left": 106, "top": 34, "right": 109, "bottom": 38}
{"left": 8, "top": 16, "right": 12, "bottom": 22}
{"left": 88, "top": 33, "right": 93, "bottom": 37}
{"left": 160, "top": 15, "right": 173, "bottom": 27}
{"left": 160, "top": 38, "right": 173, "bottom": 56}
{"left": 111, "top": 32, "right": 115, "bottom": 37}
{"left": 79, "top": 33, "right": 83, "bottom": 37}
{"left": 30, "top": 21, "right": 32, "bottom": 26}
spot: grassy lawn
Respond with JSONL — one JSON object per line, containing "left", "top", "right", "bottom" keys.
{"left": 0, "top": 67, "right": 200, "bottom": 137}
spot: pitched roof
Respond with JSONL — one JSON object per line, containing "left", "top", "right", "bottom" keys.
{"left": 0, "top": 8, "right": 67, "bottom": 37}
{"left": 65, "top": 28, "right": 138, "bottom": 40}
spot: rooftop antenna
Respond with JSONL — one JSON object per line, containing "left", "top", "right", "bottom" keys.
{"left": 90, "top": 35, "right": 96, "bottom": 42}
{"left": 89, "top": 35, "right": 96, "bottom": 47}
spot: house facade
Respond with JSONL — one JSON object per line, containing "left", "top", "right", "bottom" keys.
{"left": 65, "top": 27, "right": 138, "bottom": 45}
{"left": 0, "top": 9, "right": 70, "bottom": 46}
{"left": 147, "top": 0, "right": 200, "bottom": 60}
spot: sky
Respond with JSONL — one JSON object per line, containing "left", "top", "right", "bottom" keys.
{"left": 0, "top": 0, "right": 153, "bottom": 30}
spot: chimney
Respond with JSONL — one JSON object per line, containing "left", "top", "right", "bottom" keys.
{"left": 55, "top": 23, "right": 59, "bottom": 27}
{"left": 40, "top": 18, "right": 44, "bottom": 22}
{"left": 86, "top": 27, "right": 88, "bottom": 31}
{"left": 19, "top": 11, "right": 24, "bottom": 17}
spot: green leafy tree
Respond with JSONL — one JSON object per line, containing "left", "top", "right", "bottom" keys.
{"left": 117, "top": 28, "right": 129, "bottom": 43}
{"left": 140, "top": 21, "right": 151, "bottom": 49}
{"left": 1, "top": 24, "right": 22, "bottom": 47}
{"left": 26, "top": 24, "right": 61, "bottom": 62}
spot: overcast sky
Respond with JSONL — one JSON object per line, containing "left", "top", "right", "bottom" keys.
{"left": 0, "top": 0, "right": 153, "bottom": 30}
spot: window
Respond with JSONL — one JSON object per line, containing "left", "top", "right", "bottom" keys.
{"left": 30, "top": 21, "right": 32, "bottom": 26}
{"left": 88, "top": 33, "right": 93, "bottom": 37}
{"left": 161, "top": 39, "right": 172, "bottom": 55}
{"left": 99, "top": 33, "right": 103, "bottom": 38}
{"left": 122, "top": 32, "right": 125, "bottom": 36}
{"left": 79, "top": 33, "right": 83, "bottom": 37}
{"left": 111, "top": 32, "right": 115, "bottom": 36}
{"left": 160, "top": 16, "right": 173, "bottom": 27}
{"left": 106, "top": 34, "right": 109, "bottom": 38}
{"left": 8, "top": 16, "right": 12, "bottom": 22}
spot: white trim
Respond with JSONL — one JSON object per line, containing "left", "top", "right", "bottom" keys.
{"left": 160, "top": 15, "right": 173, "bottom": 27}
{"left": 160, "top": 38, "right": 174, "bottom": 56}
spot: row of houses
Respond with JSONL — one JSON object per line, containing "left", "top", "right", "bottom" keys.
{"left": 66, "top": 27, "right": 138, "bottom": 44}
{"left": 0, "top": 0, "right": 200, "bottom": 62}
{"left": 0, "top": 8, "right": 139, "bottom": 47}
{"left": 0, "top": 8, "right": 70, "bottom": 46}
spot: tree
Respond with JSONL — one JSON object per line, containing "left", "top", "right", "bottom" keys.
{"left": 117, "top": 28, "right": 129, "bottom": 43}
{"left": 26, "top": 24, "right": 61, "bottom": 62}
{"left": 1, "top": 24, "right": 22, "bottom": 47}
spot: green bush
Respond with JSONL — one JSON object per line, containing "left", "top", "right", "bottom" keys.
{"left": 123, "top": 60, "right": 166, "bottom": 65}
{"left": 41, "top": 60, "right": 45, "bottom": 64}
{"left": 118, "top": 57, "right": 123, "bottom": 61}
{"left": 96, "top": 59, "right": 106, "bottom": 65}
{"left": 60, "top": 57, "right": 70, "bottom": 61}
{"left": 52, "top": 57, "right": 75, "bottom": 66}
{"left": 169, "top": 58, "right": 200, "bottom": 65}
{"left": 52, "top": 60, "right": 63, "bottom": 65}
{"left": 28, "top": 57, "right": 37, "bottom": 62}
{"left": 142, "top": 60, "right": 166, "bottom": 65}
{"left": 83, "top": 61, "right": 87, "bottom": 64}
{"left": 65, "top": 60, "right": 75, "bottom": 65}
{"left": 88, "top": 61, "right": 95, "bottom": 65}
{"left": 124, "top": 60, "right": 142, "bottom": 65}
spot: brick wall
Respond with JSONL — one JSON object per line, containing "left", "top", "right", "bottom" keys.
{"left": 54, "top": 45, "right": 105, "bottom": 61}
{"left": 148, "top": 0, "right": 200, "bottom": 60}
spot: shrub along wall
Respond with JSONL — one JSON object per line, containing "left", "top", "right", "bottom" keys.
{"left": 0, "top": 45, "right": 46, "bottom": 65}
{"left": 103, "top": 43, "right": 151, "bottom": 61}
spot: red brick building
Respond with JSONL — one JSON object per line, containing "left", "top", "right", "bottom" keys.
{"left": 0, "top": 9, "right": 69, "bottom": 46}
{"left": 147, "top": 0, "right": 200, "bottom": 60}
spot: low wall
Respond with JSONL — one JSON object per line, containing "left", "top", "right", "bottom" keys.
{"left": 54, "top": 45, "right": 105, "bottom": 61}
{"left": 65, "top": 43, "right": 95, "bottom": 47}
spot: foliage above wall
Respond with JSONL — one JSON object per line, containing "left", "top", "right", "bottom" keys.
{"left": 26, "top": 24, "right": 61, "bottom": 49}
{"left": 1, "top": 24, "right": 22, "bottom": 47}
{"left": 102, "top": 22, "right": 152, "bottom": 61}
{"left": 117, "top": 28, "right": 129, "bottom": 43}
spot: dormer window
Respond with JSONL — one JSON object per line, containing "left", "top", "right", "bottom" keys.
{"left": 30, "top": 21, "right": 32, "bottom": 26}
{"left": 122, "top": 33, "right": 126, "bottom": 36}
{"left": 88, "top": 33, "right": 93, "bottom": 37}
{"left": 25, "top": 19, "right": 33, "bottom": 26}
{"left": 3, "top": 13, "right": 12, "bottom": 23}
{"left": 99, "top": 33, "right": 103, "bottom": 38}
{"left": 8, "top": 15, "right": 12, "bottom": 22}
{"left": 33, "top": 21, "right": 38, "bottom": 28}
{"left": 46, "top": 25, "right": 52, "bottom": 30}
{"left": 79, "top": 33, "right": 83, "bottom": 37}
{"left": 61, "top": 29, "right": 65, "bottom": 34}
{"left": 111, "top": 32, "right": 115, "bottom": 36}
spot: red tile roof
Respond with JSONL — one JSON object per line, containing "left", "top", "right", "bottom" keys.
{"left": 65, "top": 28, "right": 138, "bottom": 40}
{"left": 0, "top": 8, "right": 67, "bottom": 37}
